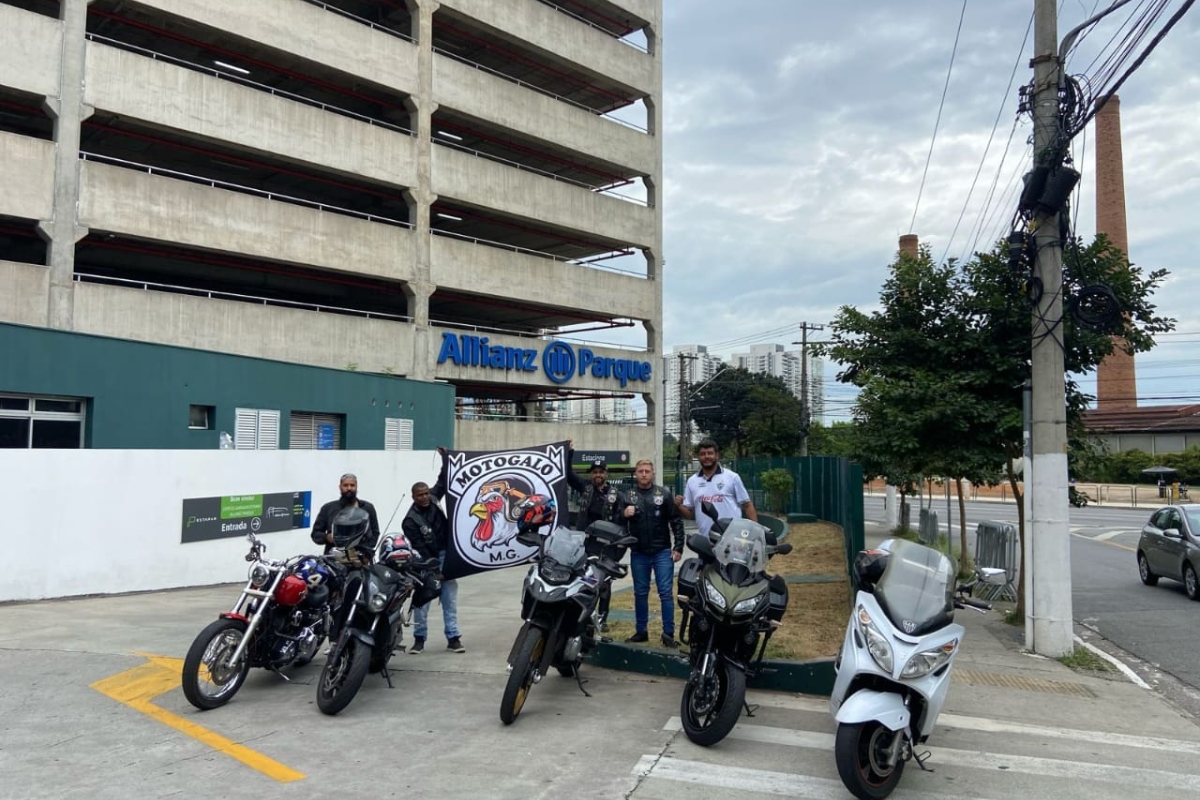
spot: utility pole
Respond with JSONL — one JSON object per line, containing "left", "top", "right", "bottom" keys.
{"left": 792, "top": 323, "right": 824, "bottom": 457}
{"left": 676, "top": 353, "right": 697, "bottom": 468}
{"left": 1028, "top": 0, "right": 1073, "bottom": 657}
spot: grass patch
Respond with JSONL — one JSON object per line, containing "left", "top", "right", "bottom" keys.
{"left": 1057, "top": 645, "right": 1115, "bottom": 672}
{"left": 606, "top": 520, "right": 850, "bottom": 660}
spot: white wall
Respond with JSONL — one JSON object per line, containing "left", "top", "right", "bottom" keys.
{"left": 0, "top": 449, "right": 446, "bottom": 602}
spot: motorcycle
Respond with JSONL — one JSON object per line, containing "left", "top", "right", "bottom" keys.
{"left": 829, "top": 537, "right": 991, "bottom": 800}
{"left": 1068, "top": 485, "right": 1090, "bottom": 508}
{"left": 500, "top": 498, "right": 636, "bottom": 725}
{"left": 675, "top": 501, "right": 793, "bottom": 746}
{"left": 316, "top": 531, "right": 440, "bottom": 715}
{"left": 182, "top": 531, "right": 335, "bottom": 710}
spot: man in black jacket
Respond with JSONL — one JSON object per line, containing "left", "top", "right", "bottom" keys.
{"left": 619, "top": 459, "right": 684, "bottom": 648}
{"left": 565, "top": 448, "right": 624, "bottom": 631}
{"left": 311, "top": 473, "right": 380, "bottom": 554}
{"left": 401, "top": 447, "right": 465, "bottom": 655}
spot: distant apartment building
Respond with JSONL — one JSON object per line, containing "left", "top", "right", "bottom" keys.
{"left": 663, "top": 344, "right": 726, "bottom": 440}
{"left": 730, "top": 343, "right": 825, "bottom": 424}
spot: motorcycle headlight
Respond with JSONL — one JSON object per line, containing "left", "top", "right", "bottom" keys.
{"left": 368, "top": 592, "right": 387, "bottom": 612}
{"left": 248, "top": 563, "right": 272, "bottom": 587}
{"left": 539, "top": 558, "right": 574, "bottom": 585}
{"left": 901, "top": 638, "right": 958, "bottom": 679}
{"left": 703, "top": 579, "right": 727, "bottom": 610}
{"left": 733, "top": 593, "right": 765, "bottom": 615}
{"left": 856, "top": 606, "right": 893, "bottom": 673}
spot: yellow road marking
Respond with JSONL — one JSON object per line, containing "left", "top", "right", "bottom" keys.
{"left": 89, "top": 653, "right": 305, "bottom": 783}
{"left": 1071, "top": 532, "right": 1135, "bottom": 552}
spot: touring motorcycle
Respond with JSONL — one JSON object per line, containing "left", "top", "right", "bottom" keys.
{"left": 182, "top": 531, "right": 334, "bottom": 710}
{"left": 500, "top": 497, "right": 636, "bottom": 725}
{"left": 829, "top": 537, "right": 990, "bottom": 799}
{"left": 316, "top": 523, "right": 441, "bottom": 716}
{"left": 675, "top": 501, "right": 792, "bottom": 746}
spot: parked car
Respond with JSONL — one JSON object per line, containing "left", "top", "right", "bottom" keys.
{"left": 1137, "top": 504, "right": 1200, "bottom": 599}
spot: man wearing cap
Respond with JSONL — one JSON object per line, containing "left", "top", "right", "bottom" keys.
{"left": 311, "top": 472, "right": 380, "bottom": 555}
{"left": 566, "top": 444, "right": 625, "bottom": 631}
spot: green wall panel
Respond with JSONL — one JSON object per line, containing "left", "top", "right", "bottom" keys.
{"left": 0, "top": 323, "right": 454, "bottom": 449}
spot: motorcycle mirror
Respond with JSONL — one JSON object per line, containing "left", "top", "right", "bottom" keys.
{"left": 700, "top": 500, "right": 720, "bottom": 523}
{"left": 773, "top": 543, "right": 793, "bottom": 556}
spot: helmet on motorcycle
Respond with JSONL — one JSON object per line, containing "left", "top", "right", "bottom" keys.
{"left": 853, "top": 548, "right": 890, "bottom": 591}
{"left": 515, "top": 495, "right": 556, "bottom": 534}
{"left": 330, "top": 506, "right": 371, "bottom": 548}
{"left": 295, "top": 557, "right": 330, "bottom": 587}
{"left": 381, "top": 534, "right": 414, "bottom": 568}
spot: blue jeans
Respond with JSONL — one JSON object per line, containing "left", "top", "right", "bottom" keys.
{"left": 414, "top": 553, "right": 461, "bottom": 641}
{"left": 631, "top": 548, "right": 675, "bottom": 636}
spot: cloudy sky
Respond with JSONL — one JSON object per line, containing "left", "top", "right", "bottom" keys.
{"left": 642, "top": 0, "right": 1200, "bottom": 421}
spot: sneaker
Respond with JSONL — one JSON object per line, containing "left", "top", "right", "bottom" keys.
{"left": 625, "top": 631, "right": 649, "bottom": 643}
{"left": 447, "top": 637, "right": 466, "bottom": 653}
{"left": 409, "top": 638, "right": 425, "bottom": 655}
{"left": 661, "top": 634, "right": 680, "bottom": 649}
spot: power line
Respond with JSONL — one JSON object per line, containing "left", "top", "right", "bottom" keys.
{"left": 910, "top": 0, "right": 969, "bottom": 234}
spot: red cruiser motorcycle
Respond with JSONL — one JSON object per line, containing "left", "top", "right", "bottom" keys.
{"left": 181, "top": 531, "right": 336, "bottom": 710}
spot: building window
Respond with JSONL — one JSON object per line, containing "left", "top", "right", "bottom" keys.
{"left": 0, "top": 395, "right": 86, "bottom": 448}
{"left": 189, "top": 404, "right": 214, "bottom": 430}
{"left": 234, "top": 408, "right": 280, "bottom": 450}
{"left": 290, "top": 412, "right": 344, "bottom": 450}
{"left": 384, "top": 417, "right": 414, "bottom": 450}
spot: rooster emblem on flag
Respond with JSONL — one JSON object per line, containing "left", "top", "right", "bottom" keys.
{"left": 468, "top": 475, "right": 533, "bottom": 551}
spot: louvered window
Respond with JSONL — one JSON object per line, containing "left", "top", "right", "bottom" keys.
{"left": 289, "top": 412, "right": 344, "bottom": 450}
{"left": 384, "top": 417, "right": 414, "bottom": 450}
{"left": 234, "top": 408, "right": 280, "bottom": 450}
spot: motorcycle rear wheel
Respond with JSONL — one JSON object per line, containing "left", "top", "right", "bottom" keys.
{"left": 182, "top": 618, "right": 251, "bottom": 711}
{"left": 316, "top": 637, "right": 371, "bottom": 716}
{"left": 500, "top": 627, "right": 545, "bottom": 725}
{"left": 680, "top": 658, "right": 745, "bottom": 747}
{"left": 834, "top": 721, "right": 907, "bottom": 800}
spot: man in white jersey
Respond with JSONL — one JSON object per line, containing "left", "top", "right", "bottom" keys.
{"left": 676, "top": 438, "right": 758, "bottom": 537}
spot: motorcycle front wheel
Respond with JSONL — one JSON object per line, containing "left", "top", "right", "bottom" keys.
{"left": 182, "top": 618, "right": 252, "bottom": 710}
{"left": 680, "top": 657, "right": 745, "bottom": 747}
{"left": 500, "top": 626, "right": 545, "bottom": 725}
{"left": 834, "top": 721, "right": 907, "bottom": 800}
{"left": 316, "top": 637, "right": 371, "bottom": 715}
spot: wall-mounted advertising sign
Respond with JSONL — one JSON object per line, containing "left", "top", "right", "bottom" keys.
{"left": 436, "top": 333, "right": 652, "bottom": 388}
{"left": 181, "top": 491, "right": 312, "bottom": 543}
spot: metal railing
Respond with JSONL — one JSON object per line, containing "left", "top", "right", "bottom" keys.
{"left": 535, "top": 0, "right": 650, "bottom": 52}
{"left": 73, "top": 272, "right": 413, "bottom": 322}
{"left": 430, "top": 228, "right": 646, "bottom": 277}
{"left": 299, "top": 0, "right": 415, "bottom": 42}
{"left": 432, "top": 47, "right": 648, "bottom": 133}
{"left": 433, "top": 138, "right": 647, "bottom": 206}
{"left": 80, "top": 152, "right": 413, "bottom": 228}
{"left": 86, "top": 34, "right": 413, "bottom": 136}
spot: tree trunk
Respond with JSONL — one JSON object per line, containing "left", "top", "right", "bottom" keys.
{"left": 956, "top": 477, "right": 969, "bottom": 576}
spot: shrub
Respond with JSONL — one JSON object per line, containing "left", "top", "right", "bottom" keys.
{"left": 760, "top": 468, "right": 795, "bottom": 513}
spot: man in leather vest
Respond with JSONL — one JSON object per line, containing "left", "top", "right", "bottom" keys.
{"left": 619, "top": 459, "right": 684, "bottom": 648}
{"left": 566, "top": 448, "right": 624, "bottom": 631}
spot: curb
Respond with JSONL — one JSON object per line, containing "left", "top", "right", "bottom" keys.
{"left": 585, "top": 641, "right": 837, "bottom": 695}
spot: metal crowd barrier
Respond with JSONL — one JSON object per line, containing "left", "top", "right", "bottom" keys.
{"left": 973, "top": 521, "right": 1019, "bottom": 601}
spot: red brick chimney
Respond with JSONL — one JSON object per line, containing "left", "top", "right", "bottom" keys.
{"left": 899, "top": 234, "right": 919, "bottom": 259}
{"left": 1095, "top": 94, "right": 1138, "bottom": 411}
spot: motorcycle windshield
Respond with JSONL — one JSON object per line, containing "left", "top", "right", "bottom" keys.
{"left": 543, "top": 528, "right": 587, "bottom": 571}
{"left": 874, "top": 538, "right": 955, "bottom": 633}
{"left": 713, "top": 520, "right": 767, "bottom": 581}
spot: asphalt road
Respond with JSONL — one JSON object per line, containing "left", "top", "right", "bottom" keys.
{"left": 866, "top": 493, "right": 1200, "bottom": 699}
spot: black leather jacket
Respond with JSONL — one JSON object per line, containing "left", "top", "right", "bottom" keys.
{"left": 619, "top": 483, "right": 684, "bottom": 554}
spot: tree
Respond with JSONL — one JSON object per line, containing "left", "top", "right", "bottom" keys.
{"left": 807, "top": 421, "right": 858, "bottom": 459}
{"left": 822, "top": 236, "right": 1173, "bottom": 612}
{"left": 687, "top": 368, "right": 796, "bottom": 457}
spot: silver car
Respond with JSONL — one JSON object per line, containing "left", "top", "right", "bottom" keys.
{"left": 1137, "top": 504, "right": 1200, "bottom": 599}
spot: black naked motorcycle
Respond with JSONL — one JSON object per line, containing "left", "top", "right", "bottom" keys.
{"left": 316, "top": 520, "right": 440, "bottom": 715}
{"left": 675, "top": 501, "right": 792, "bottom": 746}
{"left": 182, "top": 531, "right": 335, "bottom": 710}
{"left": 500, "top": 497, "right": 636, "bottom": 725}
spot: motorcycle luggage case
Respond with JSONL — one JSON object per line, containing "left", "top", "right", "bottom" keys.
{"left": 676, "top": 557, "right": 702, "bottom": 600}
{"left": 585, "top": 520, "right": 627, "bottom": 559}
{"left": 767, "top": 574, "right": 788, "bottom": 623}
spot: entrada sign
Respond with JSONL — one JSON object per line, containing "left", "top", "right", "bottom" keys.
{"left": 436, "top": 332, "right": 652, "bottom": 388}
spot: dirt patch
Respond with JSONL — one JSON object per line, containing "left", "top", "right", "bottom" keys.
{"left": 606, "top": 520, "right": 850, "bottom": 660}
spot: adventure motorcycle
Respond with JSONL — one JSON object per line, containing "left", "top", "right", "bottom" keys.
{"left": 829, "top": 537, "right": 991, "bottom": 800}
{"left": 675, "top": 501, "right": 792, "bottom": 746}
{"left": 182, "top": 531, "right": 335, "bottom": 710}
{"left": 316, "top": 530, "right": 440, "bottom": 715}
{"left": 500, "top": 498, "right": 636, "bottom": 725}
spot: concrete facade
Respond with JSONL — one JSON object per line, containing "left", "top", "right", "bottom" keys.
{"left": 0, "top": 0, "right": 663, "bottom": 457}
